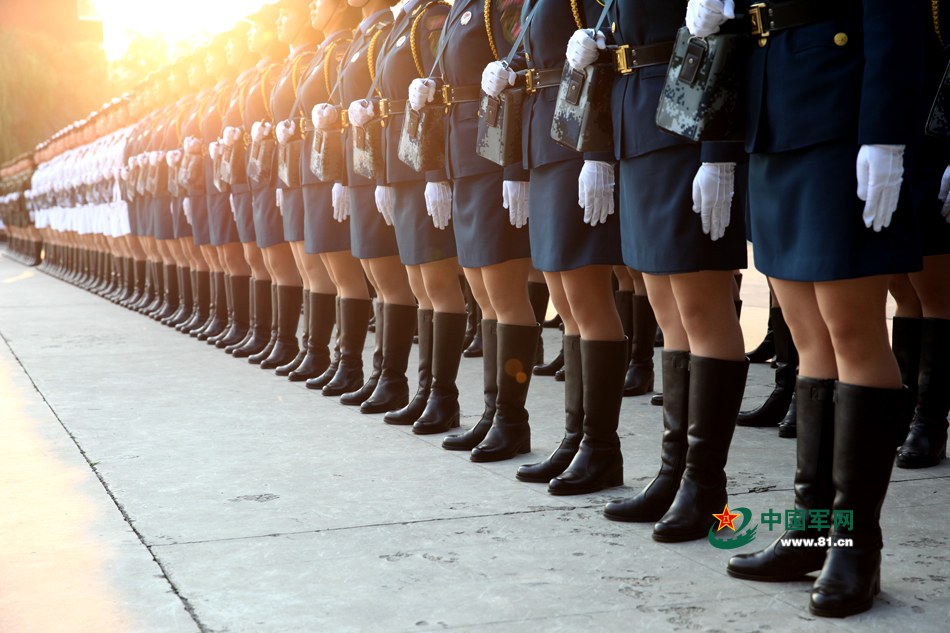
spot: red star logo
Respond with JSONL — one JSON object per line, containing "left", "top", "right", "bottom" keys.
{"left": 712, "top": 505, "right": 740, "bottom": 531}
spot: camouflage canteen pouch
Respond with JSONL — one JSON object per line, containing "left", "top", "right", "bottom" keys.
{"left": 310, "top": 124, "right": 345, "bottom": 182}
{"left": 398, "top": 99, "right": 445, "bottom": 172}
{"left": 220, "top": 140, "right": 247, "bottom": 186}
{"left": 353, "top": 120, "right": 385, "bottom": 180}
{"left": 927, "top": 58, "right": 950, "bottom": 137}
{"left": 655, "top": 28, "right": 746, "bottom": 143}
{"left": 246, "top": 135, "right": 277, "bottom": 184}
{"left": 179, "top": 151, "right": 205, "bottom": 191}
{"left": 278, "top": 137, "right": 303, "bottom": 188}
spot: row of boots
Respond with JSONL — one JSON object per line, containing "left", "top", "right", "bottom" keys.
{"left": 3, "top": 236, "right": 43, "bottom": 266}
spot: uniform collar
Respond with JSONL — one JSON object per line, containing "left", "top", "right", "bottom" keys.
{"left": 358, "top": 8, "right": 394, "bottom": 35}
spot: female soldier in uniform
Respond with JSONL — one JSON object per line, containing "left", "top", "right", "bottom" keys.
{"left": 566, "top": 0, "right": 750, "bottom": 538}
{"left": 221, "top": 17, "right": 277, "bottom": 356}
{"left": 313, "top": 0, "right": 419, "bottom": 411}
{"left": 347, "top": 0, "right": 468, "bottom": 428}
{"left": 480, "top": 0, "right": 627, "bottom": 494}
{"left": 688, "top": 0, "right": 927, "bottom": 618}
{"left": 410, "top": 0, "right": 542, "bottom": 463}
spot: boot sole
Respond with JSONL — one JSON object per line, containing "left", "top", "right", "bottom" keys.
{"left": 808, "top": 597, "right": 875, "bottom": 619}
{"left": 548, "top": 470, "right": 624, "bottom": 496}
{"left": 470, "top": 441, "right": 531, "bottom": 462}
{"left": 603, "top": 508, "right": 665, "bottom": 523}
{"left": 412, "top": 416, "right": 461, "bottom": 435}
{"left": 361, "top": 396, "right": 410, "bottom": 415}
{"left": 726, "top": 567, "right": 820, "bottom": 583}
{"left": 623, "top": 382, "right": 654, "bottom": 397}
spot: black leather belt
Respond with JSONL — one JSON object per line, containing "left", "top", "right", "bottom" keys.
{"left": 378, "top": 98, "right": 407, "bottom": 117}
{"left": 441, "top": 84, "right": 480, "bottom": 105}
{"left": 746, "top": 1, "right": 845, "bottom": 37}
{"left": 613, "top": 41, "right": 676, "bottom": 75}
{"left": 525, "top": 68, "right": 562, "bottom": 93}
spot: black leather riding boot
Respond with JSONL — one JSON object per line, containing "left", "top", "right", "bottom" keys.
{"left": 891, "top": 316, "right": 923, "bottom": 445}
{"left": 517, "top": 335, "right": 582, "bottom": 482}
{"left": 261, "top": 285, "right": 303, "bottom": 370}
{"left": 209, "top": 273, "right": 236, "bottom": 345}
{"left": 224, "top": 277, "right": 271, "bottom": 358}
{"left": 385, "top": 309, "right": 434, "bottom": 425}
{"left": 307, "top": 296, "right": 341, "bottom": 389}
{"left": 290, "top": 292, "right": 336, "bottom": 381}
{"left": 810, "top": 382, "right": 902, "bottom": 618}
{"left": 471, "top": 322, "right": 540, "bottom": 462}
{"left": 898, "top": 318, "right": 950, "bottom": 468}
{"left": 747, "top": 294, "right": 776, "bottom": 363}
{"left": 653, "top": 355, "right": 748, "bottom": 542}
{"left": 340, "top": 301, "right": 384, "bottom": 404}
{"left": 199, "top": 272, "right": 229, "bottom": 340}
{"left": 728, "top": 376, "right": 836, "bottom": 581}
{"left": 177, "top": 270, "right": 202, "bottom": 331}
{"left": 624, "top": 294, "right": 657, "bottom": 396}
{"left": 183, "top": 270, "right": 212, "bottom": 334}
{"left": 443, "top": 319, "right": 497, "bottom": 450}
{"left": 737, "top": 307, "right": 797, "bottom": 427}
{"left": 322, "top": 297, "right": 373, "bottom": 396}
{"left": 461, "top": 275, "right": 477, "bottom": 349}
{"left": 778, "top": 393, "right": 798, "bottom": 438}
{"left": 217, "top": 275, "right": 250, "bottom": 348}
{"left": 362, "top": 303, "right": 417, "bottom": 413}
{"left": 155, "top": 264, "right": 179, "bottom": 320}
{"left": 548, "top": 338, "right": 626, "bottom": 495}
{"left": 238, "top": 282, "right": 275, "bottom": 359}
{"left": 528, "top": 281, "right": 549, "bottom": 366}
{"left": 411, "top": 311, "right": 467, "bottom": 433}
{"left": 605, "top": 350, "right": 690, "bottom": 522}
{"left": 276, "top": 289, "right": 309, "bottom": 375}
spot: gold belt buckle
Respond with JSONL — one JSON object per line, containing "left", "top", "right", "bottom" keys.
{"left": 378, "top": 98, "right": 389, "bottom": 118}
{"left": 341, "top": 110, "right": 349, "bottom": 127}
{"left": 615, "top": 45, "right": 632, "bottom": 75}
{"left": 749, "top": 3, "right": 770, "bottom": 37}
{"left": 525, "top": 69, "right": 536, "bottom": 94}
{"left": 441, "top": 85, "right": 453, "bottom": 106}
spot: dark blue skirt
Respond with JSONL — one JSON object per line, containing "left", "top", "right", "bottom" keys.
{"left": 127, "top": 199, "right": 140, "bottom": 237}
{"left": 349, "top": 184, "right": 400, "bottom": 260}
{"left": 252, "top": 186, "right": 284, "bottom": 249}
{"left": 452, "top": 170, "right": 531, "bottom": 269}
{"left": 207, "top": 192, "right": 240, "bottom": 246}
{"left": 303, "top": 182, "right": 350, "bottom": 254}
{"left": 231, "top": 190, "right": 255, "bottom": 244}
{"left": 172, "top": 197, "right": 192, "bottom": 238}
{"left": 528, "top": 158, "right": 623, "bottom": 272}
{"left": 750, "top": 139, "right": 922, "bottom": 281}
{"left": 392, "top": 180, "right": 458, "bottom": 265}
{"left": 189, "top": 194, "right": 211, "bottom": 246}
{"left": 910, "top": 136, "right": 950, "bottom": 257}
{"left": 619, "top": 144, "right": 747, "bottom": 274}
{"left": 281, "top": 187, "right": 305, "bottom": 243}
{"left": 153, "top": 196, "right": 176, "bottom": 240}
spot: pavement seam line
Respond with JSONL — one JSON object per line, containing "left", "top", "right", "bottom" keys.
{"left": 0, "top": 328, "right": 210, "bottom": 633}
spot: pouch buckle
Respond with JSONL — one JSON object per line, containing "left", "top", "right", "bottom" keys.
{"left": 441, "top": 84, "right": 453, "bottom": 106}
{"left": 749, "top": 3, "right": 771, "bottom": 37}
{"left": 378, "top": 98, "right": 390, "bottom": 118}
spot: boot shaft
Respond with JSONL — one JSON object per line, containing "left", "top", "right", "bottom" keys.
{"left": 430, "top": 311, "right": 468, "bottom": 394}
{"left": 338, "top": 297, "right": 373, "bottom": 363}
{"left": 915, "top": 318, "right": 950, "bottom": 420}
{"left": 381, "top": 303, "right": 419, "bottom": 376}
{"left": 229, "top": 275, "right": 250, "bottom": 328}
{"left": 563, "top": 335, "right": 584, "bottom": 437}
{"left": 309, "top": 292, "right": 337, "bottom": 350}
{"left": 416, "top": 309, "right": 435, "bottom": 380}
{"left": 685, "top": 355, "right": 749, "bottom": 479}
{"left": 580, "top": 338, "right": 627, "bottom": 446}
{"left": 481, "top": 319, "right": 499, "bottom": 404}
{"left": 831, "top": 382, "right": 902, "bottom": 545}
{"left": 631, "top": 294, "right": 658, "bottom": 363}
{"left": 275, "top": 285, "right": 304, "bottom": 341}
{"left": 793, "top": 377, "right": 837, "bottom": 521}
{"left": 494, "top": 322, "right": 541, "bottom": 427}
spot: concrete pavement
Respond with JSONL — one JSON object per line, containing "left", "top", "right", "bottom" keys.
{"left": 0, "top": 252, "right": 947, "bottom": 633}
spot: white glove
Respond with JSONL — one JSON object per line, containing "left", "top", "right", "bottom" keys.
{"left": 148, "top": 151, "right": 165, "bottom": 166}
{"left": 166, "top": 149, "right": 182, "bottom": 167}
{"left": 312, "top": 104, "right": 338, "bottom": 130}
{"left": 332, "top": 183, "right": 350, "bottom": 222}
{"left": 577, "top": 161, "right": 615, "bottom": 226}
{"left": 276, "top": 188, "right": 283, "bottom": 210}
{"left": 567, "top": 29, "right": 605, "bottom": 71}
{"left": 120, "top": 167, "right": 129, "bottom": 181}
{"left": 856, "top": 144, "right": 905, "bottom": 232}
{"left": 276, "top": 120, "right": 296, "bottom": 145}
{"left": 223, "top": 126, "right": 242, "bottom": 147}
{"left": 229, "top": 194, "right": 236, "bottom": 216}
{"left": 481, "top": 62, "right": 516, "bottom": 98}
{"left": 209, "top": 142, "right": 222, "bottom": 160}
{"left": 425, "top": 181, "right": 453, "bottom": 230}
{"left": 409, "top": 78, "right": 437, "bottom": 111}
{"left": 375, "top": 185, "right": 395, "bottom": 226}
{"left": 686, "top": 0, "right": 736, "bottom": 37}
{"left": 691, "top": 162, "right": 735, "bottom": 241}
{"left": 503, "top": 180, "right": 530, "bottom": 228}
{"left": 183, "top": 197, "right": 192, "bottom": 224}
{"left": 184, "top": 136, "right": 202, "bottom": 154}
{"left": 937, "top": 165, "right": 950, "bottom": 222}
{"left": 348, "top": 100, "right": 376, "bottom": 128}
